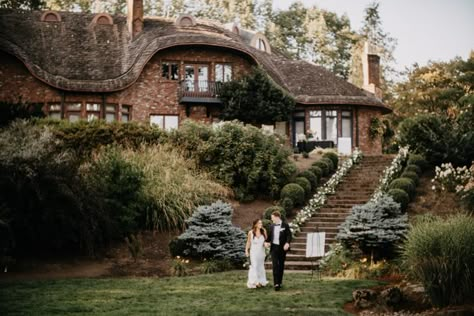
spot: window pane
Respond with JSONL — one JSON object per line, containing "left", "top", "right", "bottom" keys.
{"left": 309, "top": 110, "right": 321, "bottom": 117}
{"left": 198, "top": 66, "right": 208, "bottom": 92}
{"left": 106, "top": 105, "right": 116, "bottom": 112}
{"left": 68, "top": 114, "right": 81, "bottom": 122}
{"left": 215, "top": 64, "right": 223, "bottom": 82}
{"left": 326, "top": 115, "right": 337, "bottom": 144}
{"left": 164, "top": 115, "right": 179, "bottom": 131}
{"left": 49, "top": 112, "right": 61, "bottom": 119}
{"left": 150, "top": 115, "right": 164, "bottom": 128}
{"left": 87, "top": 113, "right": 99, "bottom": 121}
{"left": 171, "top": 63, "right": 179, "bottom": 80}
{"left": 122, "top": 114, "right": 129, "bottom": 122}
{"left": 162, "top": 63, "right": 169, "bottom": 79}
{"left": 86, "top": 103, "right": 101, "bottom": 111}
{"left": 49, "top": 104, "right": 61, "bottom": 111}
{"left": 185, "top": 65, "right": 195, "bottom": 91}
{"left": 342, "top": 110, "right": 351, "bottom": 117}
{"left": 122, "top": 105, "right": 130, "bottom": 113}
{"left": 67, "top": 103, "right": 81, "bottom": 111}
{"left": 309, "top": 117, "right": 322, "bottom": 140}
{"left": 342, "top": 118, "right": 351, "bottom": 138}
{"left": 106, "top": 113, "right": 116, "bottom": 122}
{"left": 224, "top": 65, "right": 232, "bottom": 82}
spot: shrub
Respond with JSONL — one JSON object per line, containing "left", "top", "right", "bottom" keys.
{"left": 280, "top": 183, "right": 305, "bottom": 206}
{"left": 170, "top": 201, "right": 246, "bottom": 264}
{"left": 168, "top": 121, "right": 296, "bottom": 201}
{"left": 337, "top": 194, "right": 408, "bottom": 258}
{"left": 404, "top": 164, "right": 422, "bottom": 175}
{"left": 201, "top": 259, "right": 221, "bottom": 274}
{"left": 407, "top": 154, "right": 429, "bottom": 171}
{"left": 294, "top": 177, "right": 312, "bottom": 198}
{"left": 401, "top": 171, "right": 419, "bottom": 186}
{"left": 320, "top": 157, "right": 335, "bottom": 172}
{"left": 312, "top": 160, "right": 330, "bottom": 176}
{"left": 402, "top": 214, "right": 474, "bottom": 307}
{"left": 322, "top": 152, "right": 339, "bottom": 168}
{"left": 125, "top": 234, "right": 143, "bottom": 262}
{"left": 170, "top": 257, "right": 189, "bottom": 277}
{"left": 309, "top": 166, "right": 323, "bottom": 182}
{"left": 261, "top": 219, "right": 273, "bottom": 234}
{"left": 297, "top": 170, "right": 318, "bottom": 189}
{"left": 302, "top": 151, "right": 309, "bottom": 158}
{"left": 389, "top": 178, "right": 416, "bottom": 200}
{"left": 279, "top": 198, "right": 294, "bottom": 214}
{"left": 263, "top": 206, "right": 286, "bottom": 221}
{"left": 387, "top": 189, "right": 410, "bottom": 212}
{"left": 0, "top": 101, "right": 45, "bottom": 128}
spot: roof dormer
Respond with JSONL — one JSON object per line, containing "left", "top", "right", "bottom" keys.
{"left": 175, "top": 14, "right": 196, "bottom": 27}
{"left": 92, "top": 13, "right": 114, "bottom": 25}
{"left": 40, "top": 11, "right": 61, "bottom": 22}
{"left": 251, "top": 33, "right": 271, "bottom": 54}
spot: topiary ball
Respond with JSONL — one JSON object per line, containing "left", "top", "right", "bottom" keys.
{"left": 280, "top": 183, "right": 305, "bottom": 206}
{"left": 294, "top": 177, "right": 312, "bottom": 198}
{"left": 309, "top": 166, "right": 322, "bottom": 182}
{"left": 407, "top": 154, "right": 429, "bottom": 171}
{"left": 279, "top": 197, "right": 294, "bottom": 214}
{"left": 322, "top": 152, "right": 338, "bottom": 167}
{"left": 263, "top": 206, "right": 286, "bottom": 221}
{"left": 389, "top": 177, "right": 416, "bottom": 200}
{"left": 401, "top": 171, "right": 419, "bottom": 186}
{"left": 312, "top": 160, "right": 329, "bottom": 176}
{"left": 387, "top": 188, "right": 410, "bottom": 212}
{"left": 298, "top": 170, "right": 318, "bottom": 189}
{"left": 404, "top": 164, "right": 422, "bottom": 175}
{"left": 320, "top": 157, "right": 335, "bottom": 172}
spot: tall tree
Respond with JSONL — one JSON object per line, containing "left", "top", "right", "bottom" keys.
{"left": 0, "top": 0, "right": 45, "bottom": 9}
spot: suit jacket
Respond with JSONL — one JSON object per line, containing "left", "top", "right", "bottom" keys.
{"left": 266, "top": 221, "right": 292, "bottom": 247}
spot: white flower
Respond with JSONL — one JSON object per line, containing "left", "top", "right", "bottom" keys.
{"left": 432, "top": 185, "right": 436, "bottom": 190}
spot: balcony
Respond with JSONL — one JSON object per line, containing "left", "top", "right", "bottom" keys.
{"left": 179, "top": 80, "right": 223, "bottom": 104}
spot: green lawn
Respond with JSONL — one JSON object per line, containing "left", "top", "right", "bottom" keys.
{"left": 0, "top": 271, "right": 379, "bottom": 315}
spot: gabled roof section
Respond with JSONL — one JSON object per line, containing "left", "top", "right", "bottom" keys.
{"left": 0, "top": 9, "right": 390, "bottom": 112}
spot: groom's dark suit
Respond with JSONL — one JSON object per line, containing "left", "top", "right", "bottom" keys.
{"left": 266, "top": 221, "right": 292, "bottom": 287}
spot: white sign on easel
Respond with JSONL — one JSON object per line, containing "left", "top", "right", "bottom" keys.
{"left": 338, "top": 137, "right": 352, "bottom": 155}
{"left": 305, "top": 232, "right": 326, "bottom": 258}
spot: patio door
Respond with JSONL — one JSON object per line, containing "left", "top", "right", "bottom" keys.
{"left": 184, "top": 64, "right": 209, "bottom": 92}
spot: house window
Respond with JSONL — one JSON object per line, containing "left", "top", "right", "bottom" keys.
{"left": 121, "top": 105, "right": 131, "bottom": 122}
{"left": 184, "top": 64, "right": 209, "bottom": 92}
{"left": 105, "top": 104, "right": 117, "bottom": 122}
{"left": 341, "top": 110, "right": 352, "bottom": 138}
{"left": 309, "top": 111, "right": 322, "bottom": 140}
{"left": 162, "top": 62, "right": 179, "bottom": 80}
{"left": 215, "top": 64, "right": 232, "bottom": 82}
{"left": 47, "top": 103, "right": 61, "bottom": 119}
{"left": 257, "top": 38, "right": 266, "bottom": 51}
{"left": 326, "top": 110, "right": 338, "bottom": 144}
{"left": 65, "top": 102, "right": 82, "bottom": 122}
{"left": 150, "top": 114, "right": 179, "bottom": 131}
{"left": 86, "top": 103, "right": 101, "bottom": 122}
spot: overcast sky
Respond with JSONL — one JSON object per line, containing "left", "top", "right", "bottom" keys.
{"left": 274, "top": 0, "right": 474, "bottom": 72}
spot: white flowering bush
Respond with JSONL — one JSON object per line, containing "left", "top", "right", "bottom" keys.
{"left": 371, "top": 146, "right": 409, "bottom": 202}
{"left": 432, "top": 162, "right": 472, "bottom": 192}
{"left": 289, "top": 149, "right": 363, "bottom": 234}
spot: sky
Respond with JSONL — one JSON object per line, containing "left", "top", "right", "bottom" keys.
{"left": 274, "top": 0, "right": 474, "bottom": 72}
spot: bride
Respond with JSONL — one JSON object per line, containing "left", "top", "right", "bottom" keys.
{"left": 245, "top": 219, "right": 269, "bottom": 288}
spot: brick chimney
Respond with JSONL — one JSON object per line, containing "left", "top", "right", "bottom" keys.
{"left": 127, "top": 0, "right": 143, "bottom": 39}
{"left": 362, "top": 42, "right": 382, "bottom": 99}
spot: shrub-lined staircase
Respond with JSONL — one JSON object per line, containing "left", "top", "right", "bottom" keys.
{"left": 279, "top": 155, "right": 394, "bottom": 270}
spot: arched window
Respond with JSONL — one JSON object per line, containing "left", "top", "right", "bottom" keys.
{"left": 40, "top": 11, "right": 61, "bottom": 22}
{"left": 91, "top": 13, "right": 114, "bottom": 26}
{"left": 175, "top": 15, "right": 196, "bottom": 27}
{"left": 257, "top": 38, "right": 266, "bottom": 52}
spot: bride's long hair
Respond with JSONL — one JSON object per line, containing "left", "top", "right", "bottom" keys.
{"left": 252, "top": 219, "right": 267, "bottom": 239}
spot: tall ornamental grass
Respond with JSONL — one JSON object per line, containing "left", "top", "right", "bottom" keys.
{"left": 402, "top": 213, "right": 474, "bottom": 307}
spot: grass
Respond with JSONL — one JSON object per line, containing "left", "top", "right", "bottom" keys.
{"left": 0, "top": 271, "right": 379, "bottom": 315}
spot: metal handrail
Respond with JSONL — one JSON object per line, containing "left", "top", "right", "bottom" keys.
{"left": 179, "top": 80, "right": 222, "bottom": 99}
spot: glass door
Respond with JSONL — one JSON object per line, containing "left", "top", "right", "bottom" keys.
{"left": 184, "top": 64, "right": 209, "bottom": 93}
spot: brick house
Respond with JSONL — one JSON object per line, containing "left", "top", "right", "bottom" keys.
{"left": 0, "top": 1, "right": 391, "bottom": 155}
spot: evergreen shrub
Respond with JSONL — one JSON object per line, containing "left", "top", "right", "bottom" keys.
{"left": 313, "top": 160, "right": 330, "bottom": 176}
{"left": 389, "top": 178, "right": 416, "bottom": 200}
{"left": 294, "top": 177, "right": 311, "bottom": 198}
{"left": 309, "top": 166, "right": 322, "bottom": 182}
{"left": 387, "top": 188, "right": 410, "bottom": 212}
{"left": 263, "top": 206, "right": 286, "bottom": 221}
{"left": 407, "top": 154, "right": 429, "bottom": 171}
{"left": 401, "top": 171, "right": 420, "bottom": 186}
{"left": 280, "top": 183, "right": 305, "bottom": 206}
{"left": 279, "top": 198, "right": 294, "bottom": 213}
{"left": 320, "top": 157, "right": 335, "bottom": 172}
{"left": 322, "top": 152, "right": 339, "bottom": 168}
{"left": 404, "top": 164, "right": 422, "bottom": 175}
{"left": 298, "top": 170, "right": 318, "bottom": 189}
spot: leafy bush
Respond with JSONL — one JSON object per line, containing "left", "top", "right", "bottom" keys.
{"left": 320, "top": 157, "right": 335, "bottom": 172}
{"left": 387, "top": 189, "right": 410, "bottom": 212}
{"left": 280, "top": 183, "right": 305, "bottom": 207}
{"left": 389, "top": 178, "right": 416, "bottom": 200}
{"left": 401, "top": 171, "right": 419, "bottom": 186}
{"left": 294, "top": 177, "right": 312, "bottom": 198}
{"left": 322, "top": 152, "right": 339, "bottom": 168}
{"left": 302, "top": 151, "right": 309, "bottom": 158}
{"left": 309, "top": 166, "right": 323, "bottom": 182}
{"left": 263, "top": 206, "right": 286, "bottom": 221}
{"left": 297, "top": 170, "right": 318, "bottom": 189}
{"left": 170, "top": 257, "right": 189, "bottom": 277}
{"left": 404, "top": 164, "right": 422, "bottom": 175}
{"left": 125, "top": 234, "right": 143, "bottom": 262}
{"left": 313, "top": 160, "right": 330, "bottom": 176}
{"left": 402, "top": 214, "right": 474, "bottom": 307}
{"left": 0, "top": 101, "right": 45, "bottom": 128}
{"left": 169, "top": 201, "right": 246, "bottom": 264}
{"left": 168, "top": 121, "right": 296, "bottom": 201}
{"left": 337, "top": 194, "right": 408, "bottom": 258}
{"left": 407, "top": 154, "right": 429, "bottom": 171}
{"left": 279, "top": 198, "right": 294, "bottom": 213}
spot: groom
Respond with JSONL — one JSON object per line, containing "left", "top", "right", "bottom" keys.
{"left": 265, "top": 210, "right": 292, "bottom": 291}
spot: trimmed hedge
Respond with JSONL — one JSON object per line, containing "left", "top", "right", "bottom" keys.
{"left": 401, "top": 171, "right": 419, "bottom": 186}
{"left": 280, "top": 183, "right": 305, "bottom": 206}
{"left": 294, "top": 177, "right": 312, "bottom": 198}
{"left": 404, "top": 164, "right": 422, "bottom": 176}
{"left": 309, "top": 166, "right": 322, "bottom": 182}
{"left": 387, "top": 188, "right": 410, "bottom": 212}
{"left": 298, "top": 170, "right": 318, "bottom": 189}
{"left": 279, "top": 197, "right": 294, "bottom": 213}
{"left": 313, "top": 160, "right": 330, "bottom": 176}
{"left": 263, "top": 206, "right": 286, "bottom": 221}
{"left": 407, "top": 153, "right": 429, "bottom": 171}
{"left": 320, "top": 157, "right": 335, "bottom": 172}
{"left": 389, "top": 178, "right": 416, "bottom": 200}
{"left": 322, "top": 152, "right": 339, "bottom": 168}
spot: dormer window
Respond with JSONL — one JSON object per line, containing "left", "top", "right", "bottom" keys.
{"left": 251, "top": 33, "right": 271, "bottom": 54}
{"left": 175, "top": 15, "right": 197, "bottom": 27}
{"left": 257, "top": 38, "right": 266, "bottom": 52}
{"left": 40, "top": 11, "right": 61, "bottom": 22}
{"left": 91, "top": 13, "right": 114, "bottom": 26}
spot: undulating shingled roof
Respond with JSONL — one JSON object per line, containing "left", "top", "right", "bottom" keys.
{"left": 0, "top": 9, "right": 390, "bottom": 112}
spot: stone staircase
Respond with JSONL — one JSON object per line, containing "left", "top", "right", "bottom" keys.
{"left": 268, "top": 155, "right": 394, "bottom": 271}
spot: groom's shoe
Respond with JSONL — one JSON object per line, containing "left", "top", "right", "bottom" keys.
{"left": 274, "top": 284, "right": 281, "bottom": 291}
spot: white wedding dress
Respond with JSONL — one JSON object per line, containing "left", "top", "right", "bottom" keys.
{"left": 247, "top": 232, "right": 268, "bottom": 288}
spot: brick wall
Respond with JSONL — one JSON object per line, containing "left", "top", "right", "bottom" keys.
{"left": 357, "top": 107, "right": 383, "bottom": 155}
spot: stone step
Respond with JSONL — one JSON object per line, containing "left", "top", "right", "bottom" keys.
{"left": 300, "top": 226, "right": 340, "bottom": 233}
{"left": 306, "top": 217, "right": 346, "bottom": 223}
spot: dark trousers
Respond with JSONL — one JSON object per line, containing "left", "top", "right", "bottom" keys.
{"left": 271, "top": 244, "right": 287, "bottom": 285}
